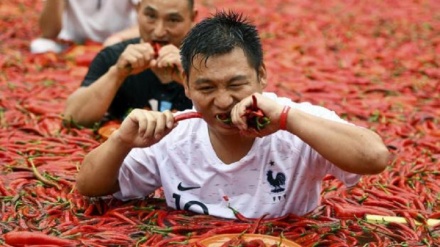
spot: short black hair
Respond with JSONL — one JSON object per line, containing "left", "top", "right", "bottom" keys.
{"left": 180, "top": 10, "right": 263, "bottom": 78}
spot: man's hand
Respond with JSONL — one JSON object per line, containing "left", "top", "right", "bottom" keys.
{"left": 150, "top": 44, "right": 184, "bottom": 84}
{"left": 112, "top": 109, "right": 175, "bottom": 148}
{"left": 115, "top": 43, "right": 156, "bottom": 78}
{"left": 230, "top": 93, "right": 284, "bottom": 136}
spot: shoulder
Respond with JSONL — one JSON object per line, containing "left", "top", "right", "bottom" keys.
{"left": 101, "top": 38, "right": 140, "bottom": 55}
{"left": 262, "top": 92, "right": 346, "bottom": 123}
{"left": 262, "top": 92, "right": 293, "bottom": 105}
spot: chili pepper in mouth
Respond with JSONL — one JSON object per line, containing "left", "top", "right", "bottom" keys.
{"left": 151, "top": 41, "right": 162, "bottom": 59}
{"left": 215, "top": 95, "right": 270, "bottom": 131}
{"left": 216, "top": 113, "right": 233, "bottom": 125}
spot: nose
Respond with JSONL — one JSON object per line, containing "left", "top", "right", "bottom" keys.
{"left": 214, "top": 91, "right": 234, "bottom": 110}
{"left": 153, "top": 21, "right": 166, "bottom": 39}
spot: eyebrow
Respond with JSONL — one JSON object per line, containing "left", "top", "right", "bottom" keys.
{"left": 144, "top": 6, "right": 184, "bottom": 18}
{"left": 144, "top": 6, "right": 156, "bottom": 13}
{"left": 194, "top": 75, "right": 247, "bottom": 85}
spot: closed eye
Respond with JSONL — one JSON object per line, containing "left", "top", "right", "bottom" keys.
{"left": 230, "top": 83, "right": 244, "bottom": 88}
{"left": 168, "top": 13, "right": 184, "bottom": 23}
{"left": 198, "top": 86, "right": 215, "bottom": 92}
{"left": 144, "top": 12, "right": 157, "bottom": 21}
{"left": 169, "top": 17, "right": 183, "bottom": 23}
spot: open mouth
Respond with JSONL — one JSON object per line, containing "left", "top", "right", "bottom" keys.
{"left": 215, "top": 113, "right": 232, "bottom": 125}
{"left": 152, "top": 40, "right": 169, "bottom": 46}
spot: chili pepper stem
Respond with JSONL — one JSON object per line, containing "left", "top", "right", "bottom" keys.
{"left": 28, "top": 158, "right": 61, "bottom": 190}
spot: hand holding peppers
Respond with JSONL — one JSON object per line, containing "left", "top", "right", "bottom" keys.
{"left": 116, "top": 42, "right": 157, "bottom": 77}
{"left": 116, "top": 42, "right": 182, "bottom": 84}
{"left": 149, "top": 44, "right": 183, "bottom": 84}
{"left": 230, "top": 93, "right": 290, "bottom": 135}
{"left": 111, "top": 110, "right": 202, "bottom": 149}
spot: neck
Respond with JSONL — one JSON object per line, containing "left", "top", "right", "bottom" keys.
{"left": 208, "top": 129, "right": 255, "bottom": 164}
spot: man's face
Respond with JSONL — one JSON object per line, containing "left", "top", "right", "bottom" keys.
{"left": 184, "top": 47, "right": 267, "bottom": 136}
{"left": 137, "top": 0, "right": 196, "bottom": 47}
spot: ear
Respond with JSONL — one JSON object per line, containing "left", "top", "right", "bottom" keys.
{"left": 183, "top": 73, "right": 191, "bottom": 99}
{"left": 258, "top": 63, "right": 268, "bottom": 90}
{"left": 191, "top": 9, "right": 199, "bottom": 23}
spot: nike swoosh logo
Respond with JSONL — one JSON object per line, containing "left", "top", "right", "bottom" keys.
{"left": 177, "top": 182, "right": 201, "bottom": 191}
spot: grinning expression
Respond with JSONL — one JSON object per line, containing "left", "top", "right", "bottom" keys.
{"left": 136, "top": 0, "right": 196, "bottom": 47}
{"left": 184, "top": 47, "right": 267, "bottom": 135}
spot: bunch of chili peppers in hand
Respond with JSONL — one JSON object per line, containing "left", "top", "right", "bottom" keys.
{"left": 216, "top": 95, "right": 271, "bottom": 131}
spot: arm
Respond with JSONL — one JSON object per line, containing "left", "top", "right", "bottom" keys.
{"left": 39, "top": 0, "right": 65, "bottom": 39}
{"left": 63, "top": 43, "right": 156, "bottom": 126}
{"left": 284, "top": 108, "right": 390, "bottom": 174}
{"left": 75, "top": 132, "right": 132, "bottom": 196}
{"left": 103, "top": 25, "right": 140, "bottom": 47}
{"left": 63, "top": 66, "right": 126, "bottom": 126}
{"left": 232, "top": 93, "right": 390, "bottom": 175}
{"left": 76, "top": 109, "right": 175, "bottom": 197}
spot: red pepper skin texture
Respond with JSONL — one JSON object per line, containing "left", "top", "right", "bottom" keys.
{"left": 4, "top": 231, "right": 77, "bottom": 246}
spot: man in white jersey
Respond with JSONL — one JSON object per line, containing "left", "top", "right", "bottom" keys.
{"left": 76, "top": 11, "right": 390, "bottom": 219}
{"left": 31, "top": 0, "right": 139, "bottom": 54}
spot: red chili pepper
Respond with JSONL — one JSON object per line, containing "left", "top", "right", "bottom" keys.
{"left": 144, "top": 234, "right": 163, "bottom": 246}
{"left": 241, "top": 95, "right": 271, "bottom": 131}
{"left": 249, "top": 213, "right": 268, "bottom": 234}
{"left": 0, "top": 179, "right": 11, "bottom": 196}
{"left": 152, "top": 42, "right": 162, "bottom": 59}
{"left": 156, "top": 210, "right": 168, "bottom": 227}
{"left": 108, "top": 210, "right": 138, "bottom": 226}
{"left": 227, "top": 205, "right": 252, "bottom": 222}
{"left": 195, "top": 224, "right": 251, "bottom": 239}
{"left": 292, "top": 232, "right": 320, "bottom": 245}
{"left": 174, "top": 111, "right": 202, "bottom": 122}
{"left": 4, "top": 231, "right": 78, "bottom": 246}
{"left": 152, "top": 236, "right": 187, "bottom": 247}
{"left": 123, "top": 42, "right": 162, "bottom": 71}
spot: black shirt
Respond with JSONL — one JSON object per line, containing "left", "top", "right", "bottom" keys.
{"left": 81, "top": 38, "right": 192, "bottom": 121}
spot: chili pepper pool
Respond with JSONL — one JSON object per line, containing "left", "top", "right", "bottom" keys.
{"left": 1, "top": 0, "right": 439, "bottom": 246}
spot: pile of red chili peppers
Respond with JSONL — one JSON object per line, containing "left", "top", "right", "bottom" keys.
{"left": 0, "top": 0, "right": 439, "bottom": 246}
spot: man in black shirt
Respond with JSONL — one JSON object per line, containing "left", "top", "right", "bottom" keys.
{"left": 63, "top": 0, "right": 197, "bottom": 126}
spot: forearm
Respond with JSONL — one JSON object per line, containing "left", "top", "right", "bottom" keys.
{"left": 76, "top": 131, "right": 132, "bottom": 196}
{"left": 39, "top": 0, "right": 64, "bottom": 39}
{"left": 286, "top": 109, "right": 390, "bottom": 174}
{"left": 63, "top": 66, "right": 126, "bottom": 126}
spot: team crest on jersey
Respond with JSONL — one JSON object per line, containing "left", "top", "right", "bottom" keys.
{"left": 267, "top": 161, "right": 286, "bottom": 201}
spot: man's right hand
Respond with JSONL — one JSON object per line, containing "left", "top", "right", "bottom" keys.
{"left": 115, "top": 43, "right": 156, "bottom": 77}
{"left": 112, "top": 109, "right": 175, "bottom": 148}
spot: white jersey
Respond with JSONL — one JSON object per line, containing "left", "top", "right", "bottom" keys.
{"left": 115, "top": 92, "right": 361, "bottom": 218}
{"left": 58, "top": 0, "right": 138, "bottom": 43}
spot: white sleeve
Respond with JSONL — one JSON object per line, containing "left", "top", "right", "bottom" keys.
{"left": 113, "top": 148, "right": 161, "bottom": 200}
